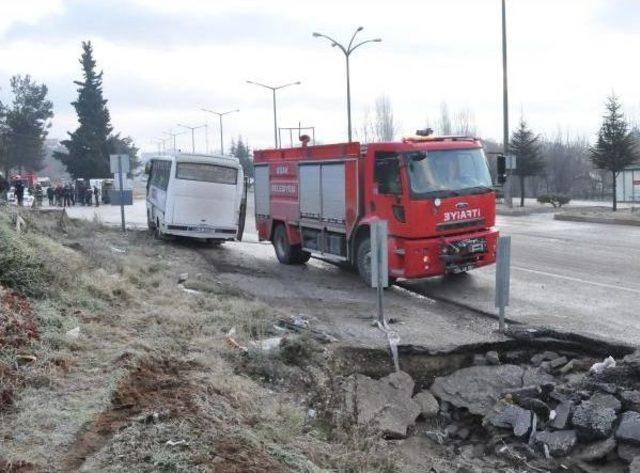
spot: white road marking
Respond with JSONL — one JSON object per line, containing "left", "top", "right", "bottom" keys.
{"left": 512, "top": 266, "right": 640, "bottom": 295}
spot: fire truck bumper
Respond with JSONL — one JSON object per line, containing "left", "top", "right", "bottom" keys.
{"left": 388, "top": 229, "right": 499, "bottom": 279}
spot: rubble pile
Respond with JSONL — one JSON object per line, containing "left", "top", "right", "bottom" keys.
{"left": 344, "top": 348, "right": 640, "bottom": 472}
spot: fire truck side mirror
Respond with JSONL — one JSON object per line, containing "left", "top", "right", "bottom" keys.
{"left": 496, "top": 155, "right": 507, "bottom": 185}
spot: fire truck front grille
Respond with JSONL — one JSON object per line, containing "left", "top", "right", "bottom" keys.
{"left": 436, "top": 218, "right": 485, "bottom": 232}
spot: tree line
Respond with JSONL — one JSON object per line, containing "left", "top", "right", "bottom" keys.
{"left": 359, "top": 95, "right": 640, "bottom": 210}
{"left": 0, "top": 41, "right": 138, "bottom": 183}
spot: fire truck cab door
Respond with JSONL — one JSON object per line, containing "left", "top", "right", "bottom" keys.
{"left": 372, "top": 151, "right": 404, "bottom": 228}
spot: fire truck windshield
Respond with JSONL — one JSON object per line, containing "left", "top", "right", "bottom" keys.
{"left": 405, "top": 148, "right": 493, "bottom": 198}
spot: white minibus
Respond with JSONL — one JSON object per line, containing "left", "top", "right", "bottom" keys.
{"left": 146, "top": 153, "right": 247, "bottom": 242}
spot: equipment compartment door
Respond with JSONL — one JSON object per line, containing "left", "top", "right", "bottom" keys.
{"left": 299, "top": 164, "right": 321, "bottom": 219}
{"left": 321, "top": 163, "right": 346, "bottom": 223}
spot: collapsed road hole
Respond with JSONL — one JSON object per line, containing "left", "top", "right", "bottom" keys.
{"left": 332, "top": 327, "right": 634, "bottom": 390}
{"left": 331, "top": 329, "right": 640, "bottom": 471}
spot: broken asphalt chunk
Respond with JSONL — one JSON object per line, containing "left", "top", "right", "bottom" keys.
{"left": 616, "top": 411, "right": 640, "bottom": 445}
{"left": 534, "top": 429, "right": 577, "bottom": 457}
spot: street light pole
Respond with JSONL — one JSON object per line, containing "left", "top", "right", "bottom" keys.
{"left": 313, "top": 27, "right": 381, "bottom": 142}
{"left": 246, "top": 80, "right": 301, "bottom": 148}
{"left": 501, "top": 0, "right": 513, "bottom": 208}
{"left": 177, "top": 123, "right": 206, "bottom": 153}
{"left": 163, "top": 129, "right": 187, "bottom": 151}
{"left": 201, "top": 108, "right": 239, "bottom": 155}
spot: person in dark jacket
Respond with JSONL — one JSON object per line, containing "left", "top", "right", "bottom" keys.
{"left": 14, "top": 181, "right": 25, "bottom": 206}
{"left": 63, "top": 184, "right": 72, "bottom": 207}
{"left": 46, "top": 186, "right": 54, "bottom": 206}
{"left": 93, "top": 186, "right": 100, "bottom": 206}
{"left": 54, "top": 185, "right": 63, "bottom": 206}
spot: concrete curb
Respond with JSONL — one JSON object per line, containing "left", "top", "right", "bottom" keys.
{"left": 554, "top": 214, "right": 640, "bottom": 227}
{"left": 496, "top": 208, "right": 554, "bottom": 217}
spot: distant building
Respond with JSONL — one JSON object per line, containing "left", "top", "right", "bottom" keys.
{"left": 616, "top": 164, "right": 640, "bottom": 202}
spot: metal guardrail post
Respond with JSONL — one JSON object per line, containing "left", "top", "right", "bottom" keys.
{"left": 371, "top": 219, "right": 389, "bottom": 325}
{"left": 495, "top": 236, "right": 511, "bottom": 332}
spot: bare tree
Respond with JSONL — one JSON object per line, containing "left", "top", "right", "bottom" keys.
{"left": 453, "top": 107, "right": 477, "bottom": 136}
{"left": 359, "top": 95, "right": 397, "bottom": 142}
{"left": 357, "top": 107, "right": 375, "bottom": 143}
{"left": 374, "top": 95, "right": 396, "bottom": 141}
{"left": 438, "top": 102, "right": 452, "bottom": 135}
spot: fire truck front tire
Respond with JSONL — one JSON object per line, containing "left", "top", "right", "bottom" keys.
{"left": 273, "top": 224, "right": 309, "bottom": 265}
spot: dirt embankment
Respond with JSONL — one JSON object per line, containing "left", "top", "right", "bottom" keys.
{"left": 0, "top": 208, "right": 400, "bottom": 472}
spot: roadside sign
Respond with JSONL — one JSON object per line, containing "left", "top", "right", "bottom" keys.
{"left": 505, "top": 155, "right": 517, "bottom": 171}
{"left": 110, "top": 154, "right": 130, "bottom": 175}
{"left": 109, "top": 154, "right": 129, "bottom": 233}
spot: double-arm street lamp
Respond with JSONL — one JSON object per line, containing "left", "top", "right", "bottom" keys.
{"left": 313, "top": 27, "right": 381, "bottom": 142}
{"left": 246, "top": 80, "right": 300, "bottom": 148}
{"left": 177, "top": 123, "right": 206, "bottom": 153}
{"left": 163, "top": 129, "right": 188, "bottom": 152}
{"left": 201, "top": 108, "right": 239, "bottom": 155}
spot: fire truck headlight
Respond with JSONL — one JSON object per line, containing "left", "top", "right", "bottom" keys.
{"left": 434, "top": 198, "right": 441, "bottom": 207}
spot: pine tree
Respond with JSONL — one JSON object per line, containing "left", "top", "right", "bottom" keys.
{"left": 4, "top": 75, "right": 53, "bottom": 175}
{"left": 230, "top": 136, "right": 253, "bottom": 178}
{"left": 108, "top": 134, "right": 140, "bottom": 172}
{"left": 590, "top": 94, "right": 639, "bottom": 211}
{"left": 0, "top": 99, "right": 7, "bottom": 178}
{"left": 510, "top": 119, "right": 545, "bottom": 207}
{"left": 56, "top": 41, "right": 113, "bottom": 178}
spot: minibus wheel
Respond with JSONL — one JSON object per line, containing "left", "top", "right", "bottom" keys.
{"left": 147, "top": 213, "right": 155, "bottom": 232}
{"left": 154, "top": 220, "right": 163, "bottom": 240}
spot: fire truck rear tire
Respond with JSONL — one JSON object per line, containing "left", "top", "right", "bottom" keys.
{"left": 273, "top": 224, "right": 307, "bottom": 265}
{"left": 296, "top": 250, "right": 311, "bottom": 264}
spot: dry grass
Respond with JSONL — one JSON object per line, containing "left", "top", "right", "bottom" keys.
{"left": 0, "top": 206, "right": 402, "bottom": 472}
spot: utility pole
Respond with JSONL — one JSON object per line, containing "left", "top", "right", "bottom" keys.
{"left": 177, "top": 123, "right": 206, "bottom": 153}
{"left": 502, "top": 0, "right": 513, "bottom": 207}
{"left": 246, "top": 80, "right": 300, "bottom": 148}
{"left": 313, "top": 27, "right": 381, "bottom": 142}
{"left": 201, "top": 108, "right": 239, "bottom": 155}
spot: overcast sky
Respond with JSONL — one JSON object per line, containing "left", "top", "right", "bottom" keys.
{"left": 1, "top": 0, "right": 639, "bottom": 153}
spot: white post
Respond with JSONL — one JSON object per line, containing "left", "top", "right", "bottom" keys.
{"left": 370, "top": 220, "right": 389, "bottom": 325}
{"left": 117, "top": 155, "right": 126, "bottom": 234}
{"left": 495, "top": 236, "right": 511, "bottom": 332}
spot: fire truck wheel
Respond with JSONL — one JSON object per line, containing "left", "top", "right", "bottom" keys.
{"left": 356, "top": 238, "right": 373, "bottom": 287}
{"left": 273, "top": 224, "right": 303, "bottom": 264}
{"left": 296, "top": 250, "right": 311, "bottom": 264}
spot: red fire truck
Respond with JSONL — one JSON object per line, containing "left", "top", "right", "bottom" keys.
{"left": 253, "top": 134, "right": 498, "bottom": 285}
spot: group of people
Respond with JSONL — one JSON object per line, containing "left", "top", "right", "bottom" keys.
{"left": 47, "top": 183, "right": 100, "bottom": 207}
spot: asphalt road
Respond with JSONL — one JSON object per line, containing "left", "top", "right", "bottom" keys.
{"left": 67, "top": 197, "right": 640, "bottom": 347}
{"left": 403, "top": 213, "right": 640, "bottom": 346}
